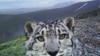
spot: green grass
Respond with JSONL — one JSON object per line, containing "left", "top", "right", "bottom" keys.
{"left": 0, "top": 36, "right": 26, "bottom": 56}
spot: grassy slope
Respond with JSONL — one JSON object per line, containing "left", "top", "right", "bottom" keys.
{"left": 0, "top": 36, "right": 26, "bottom": 56}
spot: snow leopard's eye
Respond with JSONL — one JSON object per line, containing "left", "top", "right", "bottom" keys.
{"left": 36, "top": 36, "right": 45, "bottom": 42}
{"left": 59, "top": 34, "right": 69, "bottom": 40}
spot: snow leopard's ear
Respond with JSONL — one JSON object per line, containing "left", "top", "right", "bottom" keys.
{"left": 24, "top": 21, "right": 36, "bottom": 39}
{"left": 63, "top": 17, "right": 75, "bottom": 33}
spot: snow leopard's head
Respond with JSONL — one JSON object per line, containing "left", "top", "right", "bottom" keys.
{"left": 24, "top": 17, "right": 74, "bottom": 56}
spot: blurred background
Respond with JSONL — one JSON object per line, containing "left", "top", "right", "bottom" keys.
{"left": 0, "top": 0, "right": 100, "bottom": 56}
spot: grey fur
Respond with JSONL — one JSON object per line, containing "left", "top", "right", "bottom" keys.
{"left": 24, "top": 17, "right": 84, "bottom": 56}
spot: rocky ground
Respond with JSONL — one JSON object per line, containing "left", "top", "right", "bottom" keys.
{"left": 74, "top": 16, "right": 100, "bottom": 56}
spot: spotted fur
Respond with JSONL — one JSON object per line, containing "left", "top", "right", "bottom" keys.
{"left": 24, "top": 17, "right": 83, "bottom": 56}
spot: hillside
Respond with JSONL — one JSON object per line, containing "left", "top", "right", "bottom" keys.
{"left": 74, "top": 16, "right": 100, "bottom": 56}
{"left": 0, "top": 0, "right": 100, "bottom": 44}
{"left": 0, "top": 17, "right": 34, "bottom": 43}
{"left": 0, "top": 36, "right": 26, "bottom": 56}
{"left": 0, "top": 16, "right": 100, "bottom": 56}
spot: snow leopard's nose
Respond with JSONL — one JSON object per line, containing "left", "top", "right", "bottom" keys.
{"left": 47, "top": 50, "right": 58, "bottom": 56}
{"left": 46, "top": 38, "right": 59, "bottom": 56}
